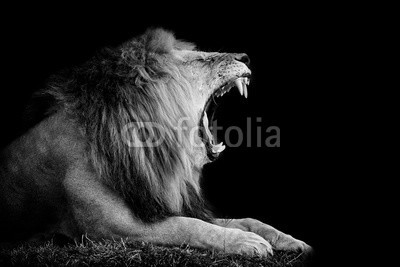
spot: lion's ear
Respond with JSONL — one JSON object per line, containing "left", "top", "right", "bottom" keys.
{"left": 144, "top": 28, "right": 175, "bottom": 54}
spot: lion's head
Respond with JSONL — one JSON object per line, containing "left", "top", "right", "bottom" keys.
{"left": 40, "top": 28, "right": 251, "bottom": 223}
{"left": 117, "top": 28, "right": 251, "bottom": 159}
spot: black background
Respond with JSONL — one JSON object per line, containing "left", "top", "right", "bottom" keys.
{"left": 0, "top": 3, "right": 349, "bottom": 263}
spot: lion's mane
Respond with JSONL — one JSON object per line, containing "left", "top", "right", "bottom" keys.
{"left": 34, "top": 29, "right": 212, "bottom": 223}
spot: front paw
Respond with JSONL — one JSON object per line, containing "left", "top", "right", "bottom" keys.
{"left": 224, "top": 228, "right": 273, "bottom": 257}
{"left": 240, "top": 218, "right": 313, "bottom": 254}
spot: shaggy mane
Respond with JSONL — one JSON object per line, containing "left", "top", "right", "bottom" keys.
{"left": 37, "top": 28, "right": 212, "bottom": 223}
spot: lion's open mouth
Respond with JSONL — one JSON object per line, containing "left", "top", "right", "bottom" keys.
{"left": 200, "top": 75, "right": 251, "bottom": 159}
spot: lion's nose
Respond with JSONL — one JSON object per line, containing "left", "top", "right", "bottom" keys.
{"left": 234, "top": 53, "right": 250, "bottom": 66}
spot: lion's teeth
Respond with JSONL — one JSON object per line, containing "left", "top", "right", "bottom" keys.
{"left": 235, "top": 78, "right": 243, "bottom": 95}
{"left": 243, "top": 83, "right": 248, "bottom": 98}
{"left": 211, "top": 141, "right": 226, "bottom": 153}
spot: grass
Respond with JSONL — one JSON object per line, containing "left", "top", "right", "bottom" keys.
{"left": 0, "top": 237, "right": 313, "bottom": 267}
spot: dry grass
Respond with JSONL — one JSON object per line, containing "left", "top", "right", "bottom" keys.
{"left": 0, "top": 237, "right": 312, "bottom": 267}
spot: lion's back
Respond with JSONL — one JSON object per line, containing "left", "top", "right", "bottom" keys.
{"left": 0, "top": 112, "right": 85, "bottom": 241}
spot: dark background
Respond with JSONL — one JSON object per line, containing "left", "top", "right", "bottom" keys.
{"left": 0, "top": 4, "right": 347, "bottom": 263}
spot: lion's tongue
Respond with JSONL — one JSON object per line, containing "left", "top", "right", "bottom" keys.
{"left": 203, "top": 112, "right": 225, "bottom": 153}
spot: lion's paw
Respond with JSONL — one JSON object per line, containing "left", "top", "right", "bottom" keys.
{"left": 274, "top": 234, "right": 313, "bottom": 253}
{"left": 224, "top": 228, "right": 273, "bottom": 257}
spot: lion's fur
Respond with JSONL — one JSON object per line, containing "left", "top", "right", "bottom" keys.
{"left": 34, "top": 28, "right": 212, "bottom": 223}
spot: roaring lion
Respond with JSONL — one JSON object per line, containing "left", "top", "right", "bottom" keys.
{"left": 0, "top": 28, "right": 311, "bottom": 256}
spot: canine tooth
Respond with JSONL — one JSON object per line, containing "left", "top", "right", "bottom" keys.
{"left": 211, "top": 141, "right": 226, "bottom": 153}
{"left": 235, "top": 78, "right": 243, "bottom": 95}
{"left": 243, "top": 79, "right": 248, "bottom": 98}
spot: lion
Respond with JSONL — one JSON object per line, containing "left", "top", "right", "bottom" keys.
{"left": 0, "top": 28, "right": 312, "bottom": 256}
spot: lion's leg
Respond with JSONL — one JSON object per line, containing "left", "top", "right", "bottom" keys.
{"left": 63, "top": 166, "right": 272, "bottom": 256}
{"left": 70, "top": 201, "right": 273, "bottom": 256}
{"left": 214, "top": 218, "right": 312, "bottom": 253}
{"left": 114, "top": 216, "right": 274, "bottom": 256}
